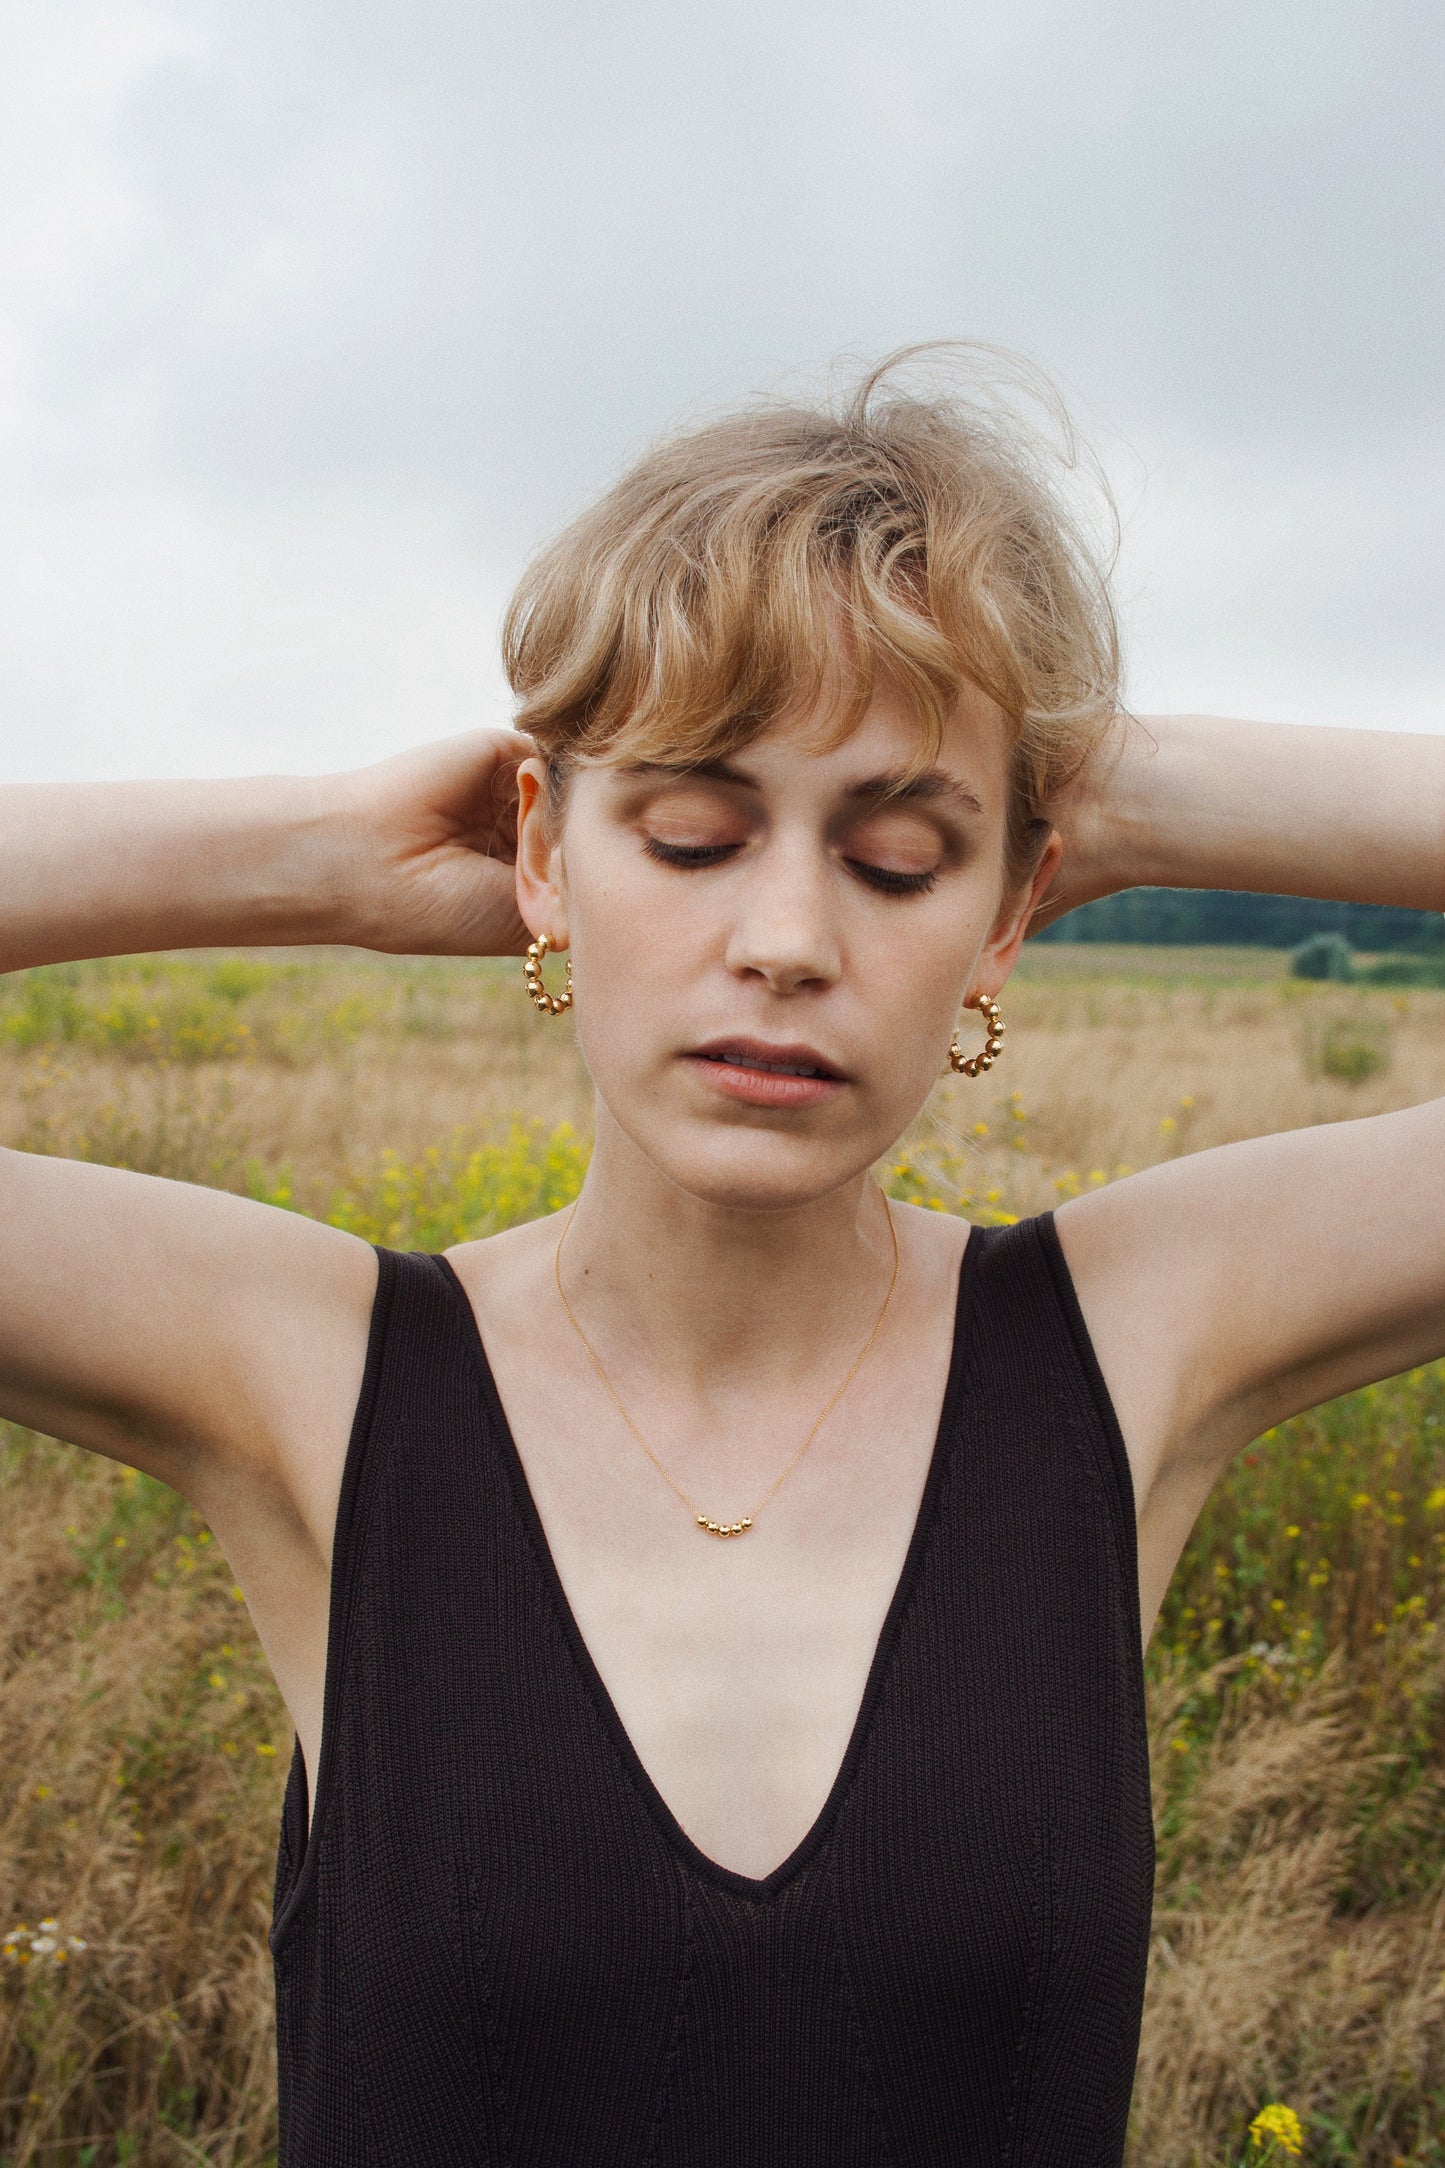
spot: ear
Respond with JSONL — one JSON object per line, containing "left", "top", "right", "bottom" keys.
{"left": 514, "top": 759, "right": 570, "bottom": 948}
{"left": 973, "top": 830, "right": 1064, "bottom": 998}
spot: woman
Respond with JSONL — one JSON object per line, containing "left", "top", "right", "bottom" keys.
{"left": 1, "top": 353, "right": 1441, "bottom": 2166}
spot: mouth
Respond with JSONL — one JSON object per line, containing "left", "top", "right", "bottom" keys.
{"left": 684, "top": 1038, "right": 849, "bottom": 1108}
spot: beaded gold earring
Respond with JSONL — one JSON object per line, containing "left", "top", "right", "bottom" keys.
{"left": 522, "top": 934, "right": 573, "bottom": 1016}
{"left": 947, "top": 994, "right": 1004, "bottom": 1077}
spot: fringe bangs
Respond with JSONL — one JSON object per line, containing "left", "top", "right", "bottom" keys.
{"left": 501, "top": 345, "right": 1122, "bottom": 877}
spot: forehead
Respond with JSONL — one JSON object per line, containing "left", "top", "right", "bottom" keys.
{"left": 777, "top": 675, "right": 1008, "bottom": 789}
{"left": 597, "top": 667, "right": 1005, "bottom": 797}
{"left": 606, "top": 675, "right": 1012, "bottom": 808}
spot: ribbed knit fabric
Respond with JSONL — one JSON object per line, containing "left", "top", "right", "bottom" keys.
{"left": 269, "top": 1214, "right": 1155, "bottom": 2166}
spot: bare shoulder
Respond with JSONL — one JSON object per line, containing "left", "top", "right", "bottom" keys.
{"left": 1048, "top": 1103, "right": 1445, "bottom": 1635}
{"left": 1053, "top": 1095, "right": 1445, "bottom": 1504}
{"left": 0, "top": 1145, "right": 379, "bottom": 1560}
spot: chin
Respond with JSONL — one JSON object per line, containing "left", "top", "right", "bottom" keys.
{"left": 608, "top": 1102, "right": 902, "bottom": 1215}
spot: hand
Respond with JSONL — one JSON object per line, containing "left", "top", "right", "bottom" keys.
{"left": 334, "top": 729, "right": 537, "bottom": 958}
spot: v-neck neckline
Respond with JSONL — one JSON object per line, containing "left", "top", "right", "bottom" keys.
{"left": 434, "top": 1225, "right": 983, "bottom": 1900}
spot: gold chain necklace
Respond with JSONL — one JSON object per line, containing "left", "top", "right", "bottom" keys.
{"left": 553, "top": 1192, "right": 901, "bottom": 1538}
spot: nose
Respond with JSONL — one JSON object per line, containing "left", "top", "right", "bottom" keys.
{"left": 723, "top": 833, "right": 843, "bottom": 995}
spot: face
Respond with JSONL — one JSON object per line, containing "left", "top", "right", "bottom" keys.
{"left": 515, "top": 679, "right": 1059, "bottom": 1213}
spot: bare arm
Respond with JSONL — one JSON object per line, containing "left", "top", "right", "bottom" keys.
{"left": 0, "top": 727, "right": 536, "bottom": 973}
{"left": 1039, "top": 717, "right": 1445, "bottom": 1616}
{"left": 0, "top": 729, "right": 534, "bottom": 1530}
{"left": 1037, "top": 712, "right": 1445, "bottom": 926}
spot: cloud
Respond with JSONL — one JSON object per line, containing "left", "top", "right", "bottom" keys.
{"left": 1, "top": 0, "right": 1440, "bottom": 779}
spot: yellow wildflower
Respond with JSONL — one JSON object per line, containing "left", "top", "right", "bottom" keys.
{"left": 1249, "top": 2102, "right": 1304, "bottom": 2154}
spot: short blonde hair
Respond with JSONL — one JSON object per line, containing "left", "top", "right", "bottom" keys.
{"left": 502, "top": 345, "right": 1121, "bottom": 882}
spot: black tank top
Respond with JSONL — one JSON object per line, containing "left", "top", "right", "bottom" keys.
{"left": 269, "top": 1214, "right": 1154, "bottom": 2166}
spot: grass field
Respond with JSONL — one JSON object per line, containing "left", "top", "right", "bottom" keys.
{"left": 1, "top": 946, "right": 1442, "bottom": 2166}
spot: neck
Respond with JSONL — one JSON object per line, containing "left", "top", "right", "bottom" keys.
{"left": 559, "top": 1109, "right": 897, "bottom": 1398}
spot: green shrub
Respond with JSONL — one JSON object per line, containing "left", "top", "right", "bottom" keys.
{"left": 1358, "top": 953, "right": 1445, "bottom": 989}
{"left": 1290, "top": 932, "right": 1354, "bottom": 981}
{"left": 206, "top": 958, "right": 276, "bottom": 1004}
{"left": 1317, "top": 1022, "right": 1389, "bottom": 1082}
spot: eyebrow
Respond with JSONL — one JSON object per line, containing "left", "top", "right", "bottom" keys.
{"left": 619, "top": 759, "right": 986, "bottom": 818}
{"left": 844, "top": 770, "right": 986, "bottom": 817}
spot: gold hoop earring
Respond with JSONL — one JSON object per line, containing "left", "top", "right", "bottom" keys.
{"left": 523, "top": 934, "right": 573, "bottom": 1016}
{"left": 948, "top": 994, "right": 1004, "bottom": 1077}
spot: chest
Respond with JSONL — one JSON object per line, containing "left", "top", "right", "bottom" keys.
{"left": 492, "top": 1346, "right": 949, "bottom": 1881}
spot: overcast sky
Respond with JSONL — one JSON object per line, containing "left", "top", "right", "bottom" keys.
{"left": 2, "top": 0, "right": 1442, "bottom": 783}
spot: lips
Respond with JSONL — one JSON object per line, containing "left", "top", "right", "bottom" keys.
{"left": 689, "top": 1038, "right": 846, "bottom": 1081}
{"left": 683, "top": 1038, "right": 849, "bottom": 1109}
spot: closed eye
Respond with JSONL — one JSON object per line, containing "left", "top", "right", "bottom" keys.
{"left": 643, "top": 837, "right": 741, "bottom": 868}
{"left": 846, "top": 861, "right": 938, "bottom": 896}
{"left": 644, "top": 835, "right": 938, "bottom": 894}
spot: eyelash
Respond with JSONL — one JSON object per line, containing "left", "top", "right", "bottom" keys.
{"left": 643, "top": 838, "right": 735, "bottom": 869}
{"left": 854, "top": 863, "right": 938, "bottom": 896}
{"left": 642, "top": 836, "right": 938, "bottom": 896}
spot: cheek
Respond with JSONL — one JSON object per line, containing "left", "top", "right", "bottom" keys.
{"left": 562, "top": 855, "right": 696, "bottom": 1077}
{"left": 848, "top": 916, "right": 985, "bottom": 1118}
{"left": 859, "top": 887, "right": 988, "bottom": 1013}
{"left": 570, "top": 832, "right": 727, "bottom": 986}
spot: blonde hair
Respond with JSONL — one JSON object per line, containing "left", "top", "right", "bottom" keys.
{"left": 502, "top": 345, "right": 1121, "bottom": 883}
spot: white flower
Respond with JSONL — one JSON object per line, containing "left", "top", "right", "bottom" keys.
{"left": 2, "top": 1917, "right": 89, "bottom": 1965}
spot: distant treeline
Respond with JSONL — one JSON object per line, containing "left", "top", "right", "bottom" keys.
{"left": 1036, "top": 891, "right": 1445, "bottom": 950}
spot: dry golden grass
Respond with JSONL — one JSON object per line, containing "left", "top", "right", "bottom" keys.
{"left": 0, "top": 1443, "right": 279, "bottom": 2166}
{"left": 1, "top": 946, "right": 1442, "bottom": 2165}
